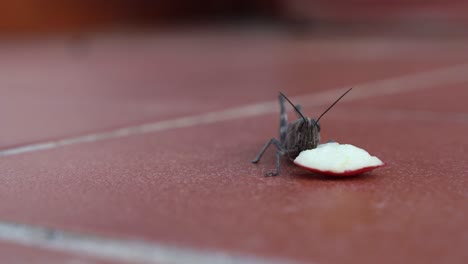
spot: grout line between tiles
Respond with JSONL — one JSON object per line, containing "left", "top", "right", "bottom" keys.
{"left": 329, "top": 108, "right": 468, "bottom": 123}
{"left": 0, "top": 221, "right": 304, "bottom": 264}
{"left": 1, "top": 63, "right": 468, "bottom": 157}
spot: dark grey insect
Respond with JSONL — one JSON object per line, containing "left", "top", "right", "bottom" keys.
{"left": 252, "top": 88, "right": 353, "bottom": 176}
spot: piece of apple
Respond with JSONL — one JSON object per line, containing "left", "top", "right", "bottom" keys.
{"left": 293, "top": 142, "right": 385, "bottom": 176}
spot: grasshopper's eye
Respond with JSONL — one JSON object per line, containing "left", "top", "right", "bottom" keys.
{"left": 312, "top": 120, "right": 320, "bottom": 132}
{"left": 310, "top": 119, "right": 320, "bottom": 132}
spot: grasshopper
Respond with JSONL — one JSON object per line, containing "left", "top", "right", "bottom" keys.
{"left": 252, "top": 88, "right": 352, "bottom": 176}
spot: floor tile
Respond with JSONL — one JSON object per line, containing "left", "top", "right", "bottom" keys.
{"left": 0, "top": 87, "right": 466, "bottom": 263}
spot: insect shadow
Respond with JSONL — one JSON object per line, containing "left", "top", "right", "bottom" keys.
{"left": 252, "top": 88, "right": 352, "bottom": 176}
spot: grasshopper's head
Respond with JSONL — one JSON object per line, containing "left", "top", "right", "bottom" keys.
{"left": 281, "top": 88, "right": 352, "bottom": 155}
{"left": 303, "top": 118, "right": 321, "bottom": 149}
{"left": 287, "top": 117, "right": 321, "bottom": 153}
{"left": 307, "top": 87, "right": 353, "bottom": 146}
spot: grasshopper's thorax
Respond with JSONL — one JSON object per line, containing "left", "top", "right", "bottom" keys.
{"left": 284, "top": 118, "right": 320, "bottom": 159}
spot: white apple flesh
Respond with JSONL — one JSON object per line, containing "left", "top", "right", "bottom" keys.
{"left": 293, "top": 142, "right": 385, "bottom": 176}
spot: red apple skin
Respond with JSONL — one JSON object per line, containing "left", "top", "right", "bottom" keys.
{"left": 293, "top": 161, "right": 386, "bottom": 176}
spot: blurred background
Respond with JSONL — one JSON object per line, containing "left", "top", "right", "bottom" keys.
{"left": 0, "top": 0, "right": 467, "bottom": 35}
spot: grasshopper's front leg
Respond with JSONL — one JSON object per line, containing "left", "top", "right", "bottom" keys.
{"left": 251, "top": 138, "right": 287, "bottom": 176}
{"left": 264, "top": 152, "right": 283, "bottom": 176}
{"left": 251, "top": 138, "right": 284, "bottom": 164}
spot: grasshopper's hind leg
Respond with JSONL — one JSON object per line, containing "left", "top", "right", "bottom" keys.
{"left": 295, "top": 104, "right": 304, "bottom": 118}
{"left": 279, "top": 94, "right": 304, "bottom": 143}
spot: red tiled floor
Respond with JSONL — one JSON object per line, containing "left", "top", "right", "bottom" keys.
{"left": 1, "top": 32, "right": 468, "bottom": 263}
{"left": 0, "top": 241, "right": 118, "bottom": 264}
{"left": 344, "top": 82, "right": 468, "bottom": 113}
{"left": 0, "top": 80, "right": 467, "bottom": 263}
{"left": 1, "top": 35, "right": 468, "bottom": 149}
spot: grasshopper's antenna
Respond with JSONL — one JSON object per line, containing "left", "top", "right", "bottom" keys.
{"left": 279, "top": 92, "right": 307, "bottom": 123}
{"left": 315, "top": 87, "right": 353, "bottom": 125}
